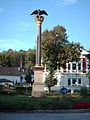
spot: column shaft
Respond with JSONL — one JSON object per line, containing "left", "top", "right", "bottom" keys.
{"left": 36, "top": 23, "right": 41, "bottom": 66}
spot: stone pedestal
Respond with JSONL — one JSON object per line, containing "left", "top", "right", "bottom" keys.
{"left": 32, "top": 65, "right": 44, "bottom": 97}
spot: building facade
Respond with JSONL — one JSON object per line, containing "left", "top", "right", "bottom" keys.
{"left": 0, "top": 67, "right": 25, "bottom": 84}
{"left": 43, "top": 49, "right": 90, "bottom": 92}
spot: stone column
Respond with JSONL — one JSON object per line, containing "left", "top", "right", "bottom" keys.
{"left": 35, "top": 16, "right": 44, "bottom": 66}
{"left": 32, "top": 16, "right": 45, "bottom": 97}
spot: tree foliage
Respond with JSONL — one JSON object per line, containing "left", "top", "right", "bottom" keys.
{"left": 25, "top": 49, "right": 36, "bottom": 70}
{"left": 42, "top": 25, "right": 82, "bottom": 91}
{"left": 42, "top": 25, "right": 82, "bottom": 70}
{"left": 45, "top": 67, "right": 57, "bottom": 92}
{"left": 0, "top": 49, "right": 36, "bottom": 69}
{"left": 25, "top": 70, "right": 34, "bottom": 85}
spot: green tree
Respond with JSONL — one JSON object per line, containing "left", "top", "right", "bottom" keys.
{"left": 25, "top": 49, "right": 36, "bottom": 70}
{"left": 0, "top": 49, "right": 35, "bottom": 68}
{"left": 45, "top": 64, "right": 57, "bottom": 92}
{"left": 24, "top": 49, "right": 35, "bottom": 85}
{"left": 5, "top": 49, "right": 14, "bottom": 67}
{"left": 42, "top": 25, "right": 82, "bottom": 91}
{"left": 0, "top": 49, "right": 26, "bottom": 67}
{"left": 25, "top": 70, "right": 34, "bottom": 85}
{"left": 0, "top": 52, "right": 5, "bottom": 66}
{"left": 42, "top": 25, "right": 82, "bottom": 70}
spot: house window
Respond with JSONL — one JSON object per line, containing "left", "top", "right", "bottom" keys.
{"left": 68, "top": 78, "right": 71, "bottom": 86}
{"left": 78, "top": 78, "right": 81, "bottom": 85}
{"left": 78, "top": 63, "right": 81, "bottom": 70}
{"left": 72, "top": 78, "right": 77, "bottom": 85}
{"left": 68, "top": 63, "right": 70, "bottom": 70}
{"left": 72, "top": 63, "right": 76, "bottom": 70}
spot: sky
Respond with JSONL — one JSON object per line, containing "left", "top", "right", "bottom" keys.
{"left": 0, "top": 0, "right": 90, "bottom": 52}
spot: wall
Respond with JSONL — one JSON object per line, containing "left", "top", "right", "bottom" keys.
{"left": 0, "top": 75, "right": 26, "bottom": 84}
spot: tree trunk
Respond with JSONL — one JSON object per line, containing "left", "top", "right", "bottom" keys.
{"left": 48, "top": 86, "right": 51, "bottom": 93}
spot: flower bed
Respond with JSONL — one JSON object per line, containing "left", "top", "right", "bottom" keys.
{"left": 73, "top": 102, "right": 90, "bottom": 109}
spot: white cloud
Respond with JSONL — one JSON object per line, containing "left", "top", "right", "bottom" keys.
{"left": 62, "top": 0, "right": 77, "bottom": 5}
{"left": 55, "top": 0, "right": 78, "bottom": 6}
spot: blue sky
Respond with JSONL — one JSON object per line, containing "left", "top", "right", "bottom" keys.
{"left": 0, "top": 0, "right": 90, "bottom": 51}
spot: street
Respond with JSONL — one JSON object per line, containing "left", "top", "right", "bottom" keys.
{"left": 0, "top": 112, "right": 90, "bottom": 120}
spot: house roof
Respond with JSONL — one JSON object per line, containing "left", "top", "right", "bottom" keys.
{"left": 0, "top": 67, "right": 24, "bottom": 76}
{"left": 81, "top": 49, "right": 89, "bottom": 55}
{"left": 0, "top": 78, "right": 14, "bottom": 83}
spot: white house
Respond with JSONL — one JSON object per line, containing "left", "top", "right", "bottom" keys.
{"left": 0, "top": 67, "right": 26, "bottom": 84}
{"left": 0, "top": 78, "right": 14, "bottom": 86}
{"left": 43, "top": 49, "right": 90, "bottom": 92}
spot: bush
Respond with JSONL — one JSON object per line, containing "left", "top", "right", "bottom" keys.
{"left": 74, "top": 89, "right": 80, "bottom": 93}
{"left": 0, "top": 90, "right": 16, "bottom": 96}
{"left": 67, "top": 89, "right": 71, "bottom": 93}
{"left": 0, "top": 85, "right": 3, "bottom": 88}
{"left": 80, "top": 87, "right": 88, "bottom": 97}
{"left": 47, "top": 97, "right": 74, "bottom": 110}
{"left": 0, "top": 85, "right": 3, "bottom": 93}
{"left": 15, "top": 86, "right": 32, "bottom": 95}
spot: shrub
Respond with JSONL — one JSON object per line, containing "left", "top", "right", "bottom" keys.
{"left": 0, "top": 85, "right": 3, "bottom": 93}
{"left": 15, "top": 86, "right": 32, "bottom": 95}
{"left": 67, "top": 89, "right": 71, "bottom": 93}
{"left": 74, "top": 89, "right": 80, "bottom": 93}
{"left": 0, "top": 90, "right": 16, "bottom": 96}
{"left": 80, "top": 87, "right": 88, "bottom": 97}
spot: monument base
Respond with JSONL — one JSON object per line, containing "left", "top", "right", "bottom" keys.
{"left": 32, "top": 65, "right": 45, "bottom": 97}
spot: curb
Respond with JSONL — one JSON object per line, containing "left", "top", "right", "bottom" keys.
{"left": 0, "top": 109, "right": 90, "bottom": 113}
{"left": 34, "top": 109, "right": 90, "bottom": 113}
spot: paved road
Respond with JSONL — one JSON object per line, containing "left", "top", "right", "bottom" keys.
{"left": 0, "top": 112, "right": 90, "bottom": 120}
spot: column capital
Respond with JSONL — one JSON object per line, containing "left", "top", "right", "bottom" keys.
{"left": 35, "top": 15, "right": 44, "bottom": 24}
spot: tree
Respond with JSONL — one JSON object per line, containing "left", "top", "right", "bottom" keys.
{"left": 0, "top": 49, "right": 26, "bottom": 67}
{"left": 45, "top": 66, "right": 57, "bottom": 92}
{"left": 42, "top": 25, "right": 82, "bottom": 70}
{"left": 5, "top": 49, "right": 15, "bottom": 67}
{"left": 25, "top": 70, "right": 34, "bottom": 85}
{"left": 42, "top": 25, "right": 82, "bottom": 92}
{"left": 0, "top": 49, "right": 35, "bottom": 68}
{"left": 25, "top": 49, "right": 36, "bottom": 70}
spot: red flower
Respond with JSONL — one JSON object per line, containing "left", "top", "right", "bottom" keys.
{"left": 73, "top": 102, "right": 90, "bottom": 109}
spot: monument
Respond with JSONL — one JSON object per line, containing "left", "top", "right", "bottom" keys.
{"left": 31, "top": 9, "right": 48, "bottom": 97}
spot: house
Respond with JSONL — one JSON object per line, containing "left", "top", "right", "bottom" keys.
{"left": 0, "top": 78, "right": 14, "bottom": 86}
{"left": 0, "top": 67, "right": 26, "bottom": 84}
{"left": 43, "top": 49, "right": 90, "bottom": 93}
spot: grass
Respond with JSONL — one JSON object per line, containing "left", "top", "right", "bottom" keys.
{"left": 0, "top": 95, "right": 90, "bottom": 111}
